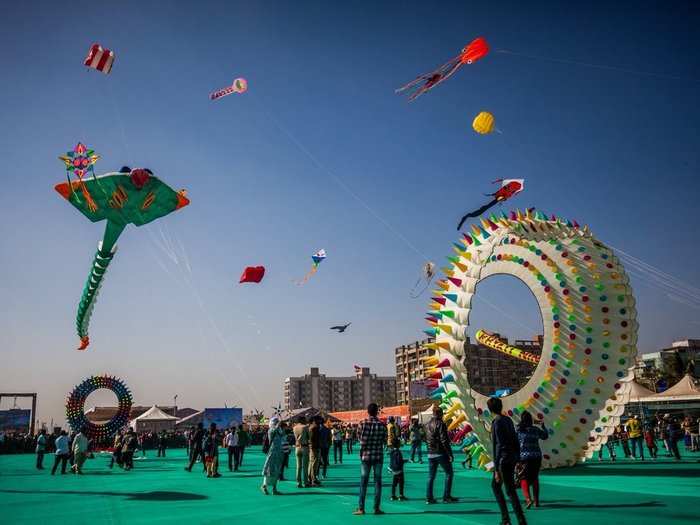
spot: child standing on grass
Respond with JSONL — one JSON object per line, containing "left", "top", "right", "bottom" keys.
{"left": 389, "top": 439, "right": 407, "bottom": 501}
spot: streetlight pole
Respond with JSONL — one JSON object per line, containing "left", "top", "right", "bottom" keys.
{"left": 173, "top": 394, "right": 178, "bottom": 417}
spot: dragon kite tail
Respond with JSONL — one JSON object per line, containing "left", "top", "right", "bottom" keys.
{"left": 76, "top": 241, "right": 118, "bottom": 350}
{"left": 294, "top": 265, "right": 318, "bottom": 286}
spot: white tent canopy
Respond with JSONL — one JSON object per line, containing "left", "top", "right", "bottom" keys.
{"left": 130, "top": 405, "right": 178, "bottom": 433}
{"left": 628, "top": 381, "right": 656, "bottom": 402}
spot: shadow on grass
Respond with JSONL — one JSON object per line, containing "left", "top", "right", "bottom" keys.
{"left": 546, "top": 465, "right": 699, "bottom": 478}
{"left": 539, "top": 501, "right": 665, "bottom": 510}
{"left": 388, "top": 509, "right": 498, "bottom": 516}
{"left": 0, "top": 490, "right": 207, "bottom": 501}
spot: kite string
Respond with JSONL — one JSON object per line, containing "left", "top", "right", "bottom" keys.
{"left": 249, "top": 92, "right": 431, "bottom": 264}
{"left": 146, "top": 229, "right": 264, "bottom": 407}
{"left": 103, "top": 81, "right": 263, "bottom": 407}
{"left": 495, "top": 49, "right": 699, "bottom": 83}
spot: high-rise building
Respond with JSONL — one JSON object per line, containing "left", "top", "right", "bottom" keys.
{"left": 283, "top": 367, "right": 396, "bottom": 412}
{"left": 394, "top": 338, "right": 436, "bottom": 406}
{"left": 464, "top": 334, "right": 543, "bottom": 395}
{"left": 394, "top": 334, "right": 544, "bottom": 404}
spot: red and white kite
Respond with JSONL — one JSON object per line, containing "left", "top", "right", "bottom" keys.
{"left": 84, "top": 43, "right": 115, "bottom": 74}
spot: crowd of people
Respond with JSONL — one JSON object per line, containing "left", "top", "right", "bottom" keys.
{"left": 3, "top": 405, "right": 699, "bottom": 522}
{"left": 596, "top": 413, "right": 700, "bottom": 461}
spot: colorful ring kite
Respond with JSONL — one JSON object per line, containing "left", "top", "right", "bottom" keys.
{"left": 66, "top": 375, "right": 133, "bottom": 440}
{"left": 424, "top": 209, "right": 638, "bottom": 468}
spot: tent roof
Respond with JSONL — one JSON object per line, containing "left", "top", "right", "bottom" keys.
{"left": 657, "top": 374, "right": 700, "bottom": 397}
{"left": 132, "top": 405, "right": 179, "bottom": 421}
{"left": 628, "top": 381, "right": 656, "bottom": 401}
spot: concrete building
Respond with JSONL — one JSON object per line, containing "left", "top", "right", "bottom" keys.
{"left": 394, "top": 334, "right": 543, "bottom": 403}
{"left": 394, "top": 338, "right": 436, "bottom": 406}
{"left": 634, "top": 339, "right": 700, "bottom": 391}
{"left": 284, "top": 367, "right": 396, "bottom": 412}
{"left": 464, "top": 334, "right": 543, "bottom": 395}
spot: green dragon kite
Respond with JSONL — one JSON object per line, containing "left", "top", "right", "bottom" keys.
{"left": 56, "top": 142, "right": 190, "bottom": 350}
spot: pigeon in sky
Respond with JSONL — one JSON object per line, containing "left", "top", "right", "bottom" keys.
{"left": 330, "top": 323, "right": 352, "bottom": 333}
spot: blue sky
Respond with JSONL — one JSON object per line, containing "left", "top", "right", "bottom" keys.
{"left": 1, "top": 1, "right": 698, "bottom": 426}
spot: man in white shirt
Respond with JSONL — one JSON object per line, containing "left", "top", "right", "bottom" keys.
{"left": 71, "top": 428, "right": 89, "bottom": 474}
{"left": 35, "top": 429, "right": 47, "bottom": 469}
{"left": 226, "top": 426, "right": 240, "bottom": 471}
{"left": 52, "top": 430, "right": 70, "bottom": 475}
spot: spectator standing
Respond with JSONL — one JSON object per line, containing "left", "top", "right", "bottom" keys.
{"left": 226, "top": 426, "right": 240, "bottom": 471}
{"left": 122, "top": 429, "right": 138, "bottom": 470}
{"left": 237, "top": 424, "right": 250, "bottom": 466}
{"left": 332, "top": 424, "right": 344, "bottom": 464}
{"left": 185, "top": 423, "right": 205, "bottom": 472}
{"left": 425, "top": 406, "right": 457, "bottom": 504}
{"left": 293, "top": 416, "right": 310, "bottom": 488}
{"left": 157, "top": 431, "right": 167, "bottom": 457}
{"left": 409, "top": 419, "right": 424, "bottom": 463}
{"left": 353, "top": 403, "right": 388, "bottom": 516}
{"left": 489, "top": 397, "right": 527, "bottom": 525}
{"left": 204, "top": 423, "right": 221, "bottom": 478}
{"left": 279, "top": 422, "right": 292, "bottom": 481}
{"left": 320, "top": 420, "right": 332, "bottom": 478}
{"left": 516, "top": 411, "right": 548, "bottom": 509}
{"left": 71, "top": 428, "right": 89, "bottom": 474}
{"left": 626, "top": 416, "right": 644, "bottom": 460}
{"left": 387, "top": 417, "right": 400, "bottom": 449}
{"left": 109, "top": 431, "right": 123, "bottom": 469}
{"left": 389, "top": 439, "right": 407, "bottom": 501}
{"left": 261, "top": 417, "right": 286, "bottom": 495}
{"left": 51, "top": 430, "right": 70, "bottom": 475}
{"left": 35, "top": 429, "right": 47, "bottom": 470}
{"left": 346, "top": 426, "right": 355, "bottom": 454}
{"left": 308, "top": 416, "right": 323, "bottom": 486}
{"left": 667, "top": 416, "right": 683, "bottom": 460}
{"left": 643, "top": 419, "right": 658, "bottom": 459}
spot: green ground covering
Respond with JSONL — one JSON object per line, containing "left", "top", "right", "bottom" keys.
{"left": 0, "top": 445, "right": 698, "bottom": 525}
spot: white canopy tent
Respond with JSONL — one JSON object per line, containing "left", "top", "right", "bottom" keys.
{"left": 129, "top": 405, "right": 178, "bottom": 433}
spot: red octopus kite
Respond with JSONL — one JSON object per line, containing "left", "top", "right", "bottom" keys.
{"left": 396, "top": 37, "right": 489, "bottom": 101}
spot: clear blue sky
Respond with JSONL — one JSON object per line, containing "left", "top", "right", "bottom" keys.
{"left": 1, "top": 1, "right": 698, "bottom": 426}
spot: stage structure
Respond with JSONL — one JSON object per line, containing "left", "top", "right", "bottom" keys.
{"left": 0, "top": 393, "right": 37, "bottom": 435}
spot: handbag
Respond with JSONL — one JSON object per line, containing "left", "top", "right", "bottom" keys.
{"left": 514, "top": 461, "right": 526, "bottom": 482}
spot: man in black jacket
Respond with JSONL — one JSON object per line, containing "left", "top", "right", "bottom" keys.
{"left": 185, "top": 423, "right": 205, "bottom": 472}
{"left": 488, "top": 397, "right": 526, "bottom": 525}
{"left": 425, "top": 405, "right": 458, "bottom": 504}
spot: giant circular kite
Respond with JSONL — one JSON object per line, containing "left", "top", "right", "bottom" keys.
{"left": 423, "top": 210, "right": 638, "bottom": 468}
{"left": 66, "top": 375, "right": 133, "bottom": 440}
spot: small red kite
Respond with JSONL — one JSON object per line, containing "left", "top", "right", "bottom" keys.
{"left": 239, "top": 266, "right": 265, "bottom": 284}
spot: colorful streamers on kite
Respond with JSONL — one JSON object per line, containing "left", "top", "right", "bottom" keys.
{"left": 396, "top": 37, "right": 489, "bottom": 101}
{"left": 295, "top": 249, "right": 326, "bottom": 285}
{"left": 210, "top": 77, "right": 248, "bottom": 101}
{"left": 84, "top": 43, "right": 115, "bottom": 74}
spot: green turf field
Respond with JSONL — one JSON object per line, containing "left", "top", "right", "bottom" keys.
{"left": 1, "top": 446, "right": 698, "bottom": 524}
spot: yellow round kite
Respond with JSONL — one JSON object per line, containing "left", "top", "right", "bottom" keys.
{"left": 472, "top": 111, "right": 495, "bottom": 135}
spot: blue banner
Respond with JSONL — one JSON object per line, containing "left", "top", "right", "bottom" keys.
{"left": 0, "top": 409, "right": 31, "bottom": 432}
{"left": 202, "top": 408, "right": 242, "bottom": 429}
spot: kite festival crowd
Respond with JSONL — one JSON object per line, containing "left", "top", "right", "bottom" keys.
{"left": 5, "top": 401, "right": 699, "bottom": 524}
